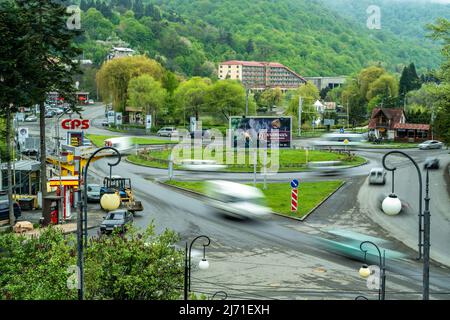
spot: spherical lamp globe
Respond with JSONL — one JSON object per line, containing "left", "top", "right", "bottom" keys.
{"left": 198, "top": 258, "right": 210, "bottom": 270}
{"left": 382, "top": 194, "right": 402, "bottom": 216}
{"left": 359, "top": 264, "right": 371, "bottom": 278}
{"left": 100, "top": 192, "right": 121, "bottom": 211}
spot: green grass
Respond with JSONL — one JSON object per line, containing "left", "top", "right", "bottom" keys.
{"left": 128, "top": 148, "right": 366, "bottom": 173}
{"left": 164, "top": 180, "right": 344, "bottom": 219}
{"left": 86, "top": 134, "right": 177, "bottom": 147}
{"left": 359, "top": 142, "right": 418, "bottom": 149}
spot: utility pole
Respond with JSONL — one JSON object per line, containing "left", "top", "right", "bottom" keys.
{"left": 245, "top": 88, "right": 249, "bottom": 116}
{"left": 298, "top": 96, "right": 303, "bottom": 137}
{"left": 423, "top": 169, "right": 431, "bottom": 300}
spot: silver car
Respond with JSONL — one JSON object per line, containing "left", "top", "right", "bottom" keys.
{"left": 86, "top": 184, "right": 101, "bottom": 202}
{"left": 418, "top": 140, "right": 443, "bottom": 150}
{"left": 157, "top": 127, "right": 178, "bottom": 137}
{"left": 368, "top": 168, "right": 386, "bottom": 185}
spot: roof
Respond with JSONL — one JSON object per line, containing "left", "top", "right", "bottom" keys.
{"left": 0, "top": 160, "right": 40, "bottom": 172}
{"left": 368, "top": 108, "right": 406, "bottom": 129}
{"left": 220, "top": 60, "right": 306, "bottom": 82}
{"left": 393, "top": 123, "right": 430, "bottom": 130}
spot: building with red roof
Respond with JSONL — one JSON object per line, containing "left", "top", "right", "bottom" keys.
{"left": 218, "top": 60, "right": 306, "bottom": 91}
{"left": 368, "top": 107, "right": 430, "bottom": 142}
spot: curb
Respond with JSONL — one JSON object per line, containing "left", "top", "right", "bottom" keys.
{"left": 157, "top": 180, "right": 346, "bottom": 222}
{"left": 444, "top": 162, "right": 450, "bottom": 198}
{"left": 126, "top": 157, "right": 369, "bottom": 174}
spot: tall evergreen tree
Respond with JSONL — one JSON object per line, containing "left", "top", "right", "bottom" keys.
{"left": 246, "top": 39, "right": 255, "bottom": 54}
{"left": 13, "top": 0, "right": 82, "bottom": 225}
{"left": 133, "top": 0, "right": 144, "bottom": 19}
{"left": 400, "top": 62, "right": 422, "bottom": 95}
{"left": 80, "top": 0, "right": 88, "bottom": 11}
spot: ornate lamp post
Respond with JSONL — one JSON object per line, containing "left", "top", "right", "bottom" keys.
{"left": 77, "top": 146, "right": 121, "bottom": 300}
{"left": 381, "top": 150, "right": 430, "bottom": 300}
{"left": 184, "top": 235, "right": 211, "bottom": 300}
{"left": 358, "top": 241, "right": 386, "bottom": 300}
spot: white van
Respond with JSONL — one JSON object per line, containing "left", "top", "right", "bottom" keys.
{"left": 205, "top": 180, "right": 271, "bottom": 219}
{"left": 104, "top": 137, "right": 133, "bottom": 154}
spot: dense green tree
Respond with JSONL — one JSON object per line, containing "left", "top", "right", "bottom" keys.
{"left": 96, "top": 55, "right": 165, "bottom": 112}
{"left": 427, "top": 18, "right": 450, "bottom": 144}
{"left": 80, "top": 0, "right": 88, "bottom": 11}
{"left": 133, "top": 0, "right": 144, "bottom": 19}
{"left": 259, "top": 88, "right": 283, "bottom": 112}
{"left": 287, "top": 82, "right": 320, "bottom": 126}
{"left": 246, "top": 39, "right": 255, "bottom": 54}
{"left": 0, "top": 225, "right": 184, "bottom": 300}
{"left": 127, "top": 74, "right": 167, "bottom": 126}
{"left": 174, "top": 77, "right": 212, "bottom": 122}
{"left": 206, "top": 80, "right": 247, "bottom": 121}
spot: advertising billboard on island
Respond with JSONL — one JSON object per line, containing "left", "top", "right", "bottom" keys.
{"left": 229, "top": 116, "right": 292, "bottom": 148}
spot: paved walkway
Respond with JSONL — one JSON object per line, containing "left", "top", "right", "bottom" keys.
{"left": 358, "top": 152, "right": 450, "bottom": 267}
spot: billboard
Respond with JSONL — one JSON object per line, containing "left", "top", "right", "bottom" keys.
{"left": 229, "top": 116, "right": 292, "bottom": 148}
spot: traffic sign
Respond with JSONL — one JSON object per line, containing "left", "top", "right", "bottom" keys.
{"left": 344, "top": 139, "right": 349, "bottom": 145}
{"left": 290, "top": 179, "right": 299, "bottom": 189}
{"left": 340, "top": 128, "right": 345, "bottom": 133}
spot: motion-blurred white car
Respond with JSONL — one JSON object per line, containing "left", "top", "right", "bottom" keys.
{"left": 181, "top": 159, "right": 226, "bottom": 171}
{"left": 418, "top": 140, "right": 443, "bottom": 150}
{"left": 205, "top": 180, "right": 271, "bottom": 219}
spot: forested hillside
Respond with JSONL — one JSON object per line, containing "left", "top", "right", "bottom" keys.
{"left": 76, "top": 0, "right": 447, "bottom": 77}
{"left": 320, "top": 0, "right": 450, "bottom": 67}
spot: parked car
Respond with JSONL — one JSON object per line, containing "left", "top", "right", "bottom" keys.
{"left": 418, "top": 140, "right": 443, "bottom": 150}
{"left": 44, "top": 111, "right": 55, "bottom": 118}
{"left": 368, "top": 168, "right": 386, "bottom": 185}
{"left": 24, "top": 115, "right": 37, "bottom": 122}
{"left": 88, "top": 99, "right": 95, "bottom": 105}
{"left": 100, "top": 209, "right": 133, "bottom": 234}
{"left": 86, "top": 184, "right": 101, "bottom": 203}
{"left": 101, "top": 119, "right": 109, "bottom": 127}
{"left": 0, "top": 192, "right": 21, "bottom": 221}
{"left": 424, "top": 157, "right": 440, "bottom": 170}
{"left": 157, "top": 127, "right": 179, "bottom": 137}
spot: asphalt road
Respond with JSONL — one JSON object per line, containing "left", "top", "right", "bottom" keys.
{"left": 21, "top": 105, "right": 450, "bottom": 299}
{"left": 84, "top": 156, "right": 450, "bottom": 300}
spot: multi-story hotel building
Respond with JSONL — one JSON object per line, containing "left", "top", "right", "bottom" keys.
{"left": 218, "top": 60, "right": 306, "bottom": 91}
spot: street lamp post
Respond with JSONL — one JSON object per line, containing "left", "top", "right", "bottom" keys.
{"left": 184, "top": 235, "right": 211, "bottom": 300}
{"left": 76, "top": 146, "right": 121, "bottom": 300}
{"left": 381, "top": 151, "right": 430, "bottom": 300}
{"left": 358, "top": 241, "right": 386, "bottom": 300}
{"left": 83, "top": 147, "right": 121, "bottom": 247}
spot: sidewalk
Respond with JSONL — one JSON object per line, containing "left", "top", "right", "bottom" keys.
{"left": 13, "top": 205, "right": 104, "bottom": 237}
{"left": 357, "top": 157, "right": 450, "bottom": 267}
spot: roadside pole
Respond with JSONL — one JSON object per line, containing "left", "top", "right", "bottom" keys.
{"left": 253, "top": 148, "right": 257, "bottom": 187}
{"left": 168, "top": 153, "right": 174, "bottom": 181}
{"left": 263, "top": 147, "right": 267, "bottom": 190}
{"left": 298, "top": 97, "right": 303, "bottom": 137}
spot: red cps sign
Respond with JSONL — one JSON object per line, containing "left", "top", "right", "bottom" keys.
{"left": 61, "top": 119, "right": 90, "bottom": 130}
